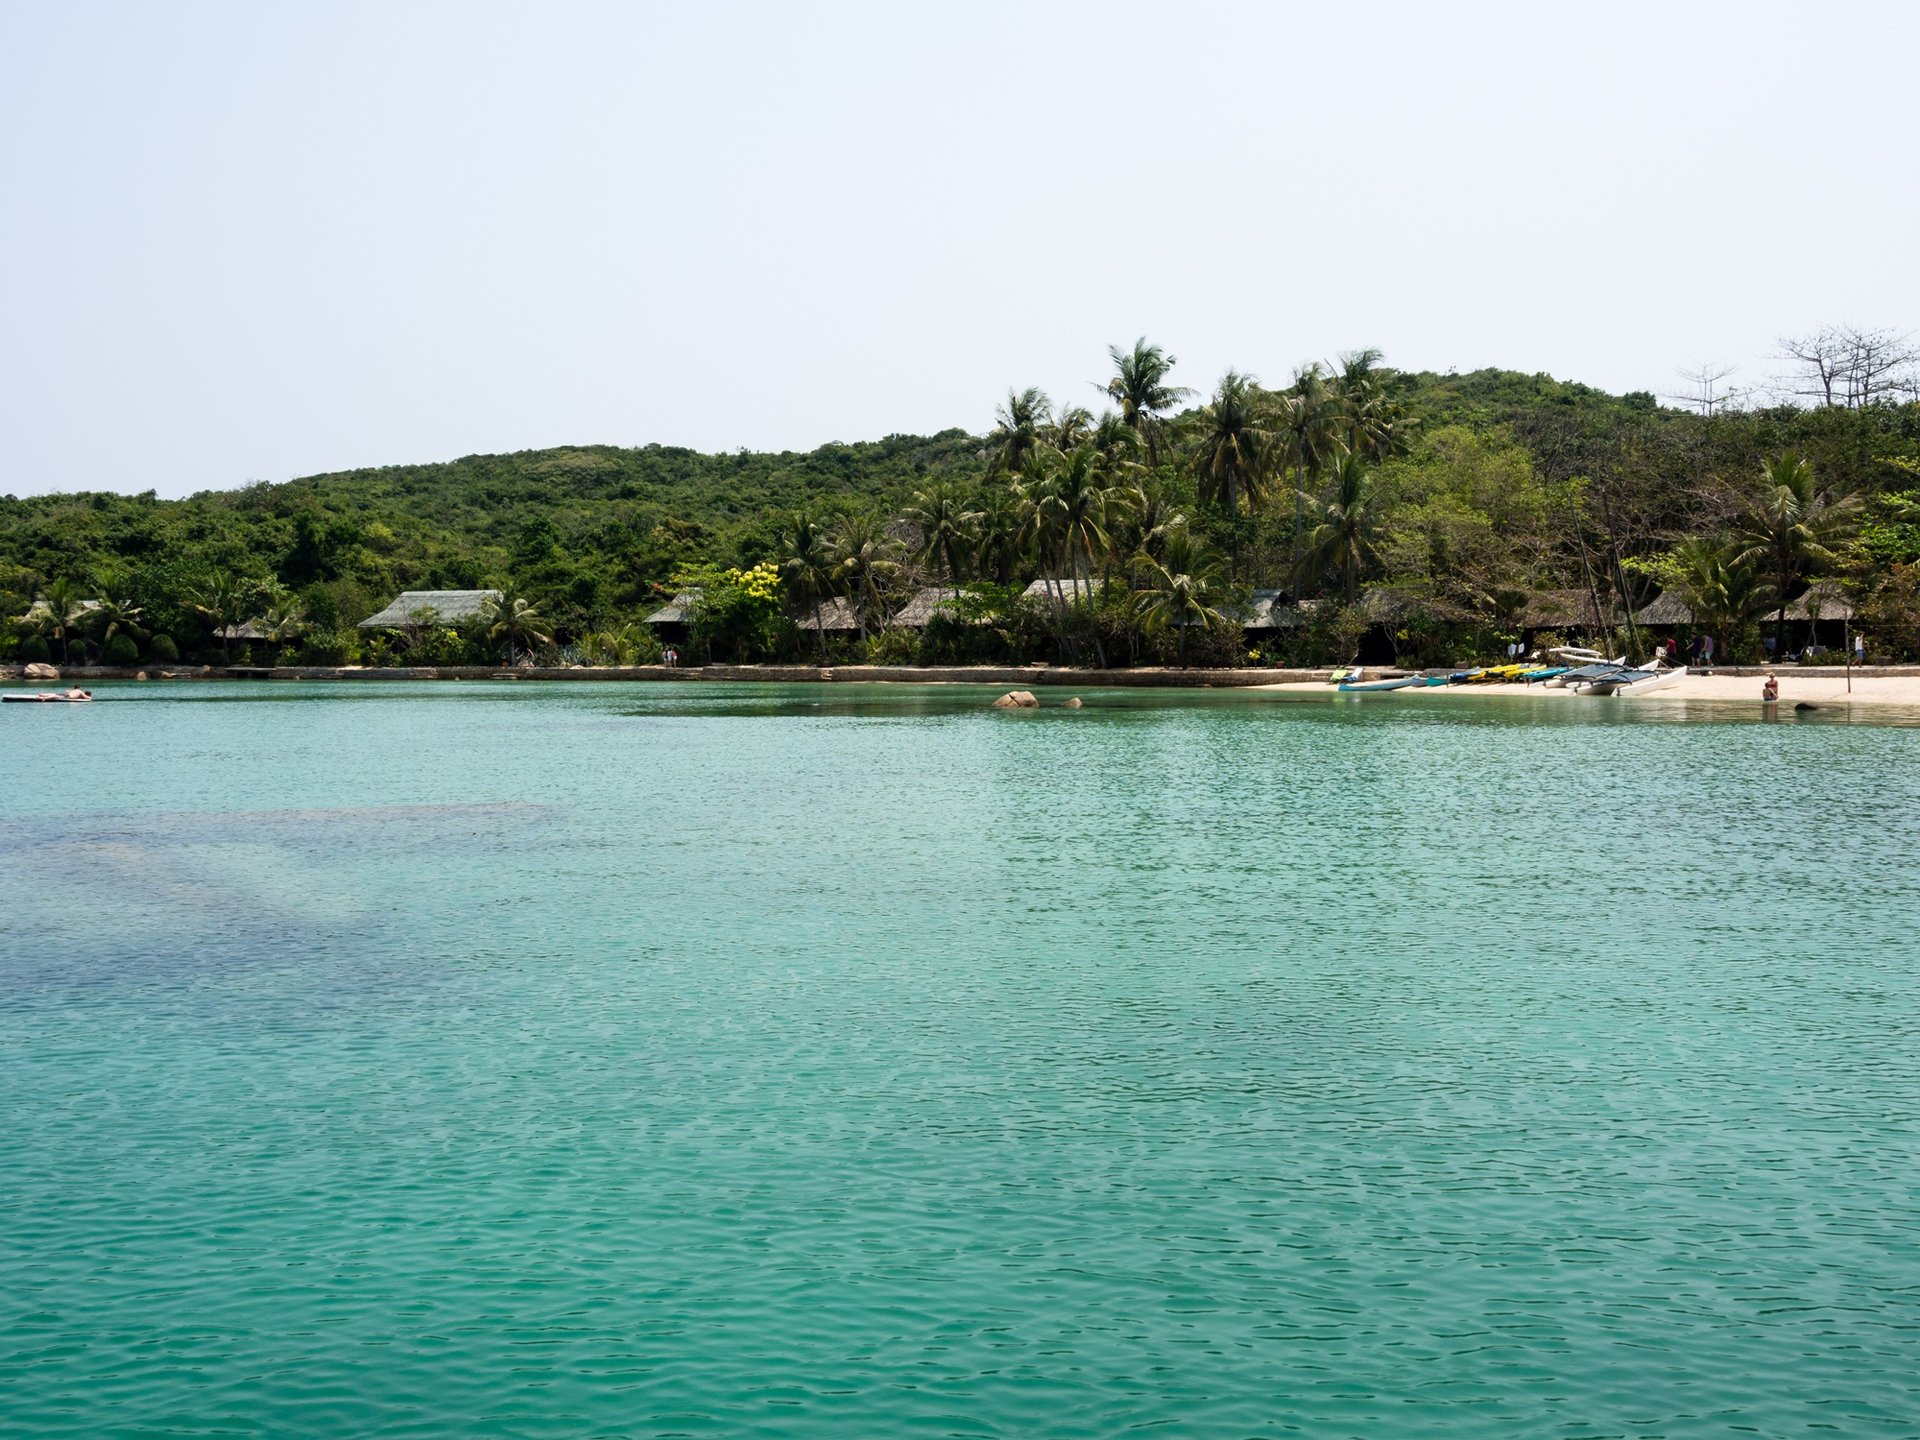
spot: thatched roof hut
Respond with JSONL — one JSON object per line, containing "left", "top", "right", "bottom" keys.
{"left": 891, "top": 586, "right": 966, "bottom": 628}
{"left": 1766, "top": 581, "right": 1854, "bottom": 623}
{"left": 359, "top": 589, "right": 500, "bottom": 630}
{"left": 216, "top": 619, "right": 273, "bottom": 641}
{"left": 20, "top": 598, "right": 102, "bottom": 623}
{"left": 794, "top": 597, "right": 863, "bottom": 632}
{"left": 1631, "top": 591, "right": 1694, "bottom": 627}
{"left": 1020, "top": 577, "right": 1103, "bottom": 606}
{"left": 1238, "top": 590, "right": 1290, "bottom": 630}
{"left": 644, "top": 590, "right": 702, "bottom": 626}
{"left": 1520, "top": 588, "right": 1622, "bottom": 631}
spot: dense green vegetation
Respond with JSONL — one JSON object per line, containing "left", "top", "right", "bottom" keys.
{"left": 6, "top": 341, "right": 1920, "bottom": 668}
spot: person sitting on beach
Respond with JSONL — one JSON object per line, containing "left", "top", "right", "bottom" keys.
{"left": 1762, "top": 673, "right": 1779, "bottom": 704}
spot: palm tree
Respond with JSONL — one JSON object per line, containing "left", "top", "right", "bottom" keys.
{"left": 829, "top": 512, "right": 903, "bottom": 642}
{"left": 1731, "top": 452, "right": 1861, "bottom": 658}
{"left": 482, "top": 587, "right": 550, "bottom": 664}
{"left": 1274, "top": 363, "right": 1343, "bottom": 587}
{"left": 1089, "top": 410, "right": 1143, "bottom": 471}
{"left": 1104, "top": 337, "right": 1193, "bottom": 467}
{"left": 1333, "top": 348, "right": 1412, "bottom": 461}
{"left": 189, "top": 575, "right": 253, "bottom": 664}
{"left": 1026, "top": 445, "right": 1122, "bottom": 666}
{"left": 988, "top": 387, "right": 1051, "bottom": 478}
{"left": 36, "top": 577, "right": 92, "bottom": 664}
{"left": 1137, "top": 531, "right": 1231, "bottom": 666}
{"left": 88, "top": 590, "right": 146, "bottom": 652}
{"left": 1671, "top": 537, "right": 1775, "bottom": 659}
{"left": 1191, "top": 370, "right": 1271, "bottom": 517}
{"left": 902, "top": 482, "right": 980, "bottom": 587}
{"left": 1047, "top": 403, "right": 1094, "bottom": 453}
{"left": 775, "top": 508, "right": 838, "bottom": 661}
{"left": 260, "top": 588, "right": 306, "bottom": 660}
{"left": 1298, "top": 450, "right": 1386, "bottom": 602}
{"left": 973, "top": 485, "right": 1029, "bottom": 585}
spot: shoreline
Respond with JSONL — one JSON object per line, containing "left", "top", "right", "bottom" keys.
{"left": 1258, "top": 669, "right": 1920, "bottom": 708}
{"left": 8, "top": 661, "right": 1920, "bottom": 705}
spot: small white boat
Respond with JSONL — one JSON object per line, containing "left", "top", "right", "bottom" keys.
{"left": 1543, "top": 659, "right": 1626, "bottom": 688}
{"left": 1615, "top": 664, "right": 1686, "bottom": 697}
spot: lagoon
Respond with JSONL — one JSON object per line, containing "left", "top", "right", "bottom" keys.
{"left": 4, "top": 682, "right": 1919, "bottom": 1437}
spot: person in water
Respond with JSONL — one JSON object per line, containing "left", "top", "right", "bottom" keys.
{"left": 1762, "top": 673, "right": 1780, "bottom": 704}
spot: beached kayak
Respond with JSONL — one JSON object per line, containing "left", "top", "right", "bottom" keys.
{"left": 1336, "top": 675, "right": 1423, "bottom": 693}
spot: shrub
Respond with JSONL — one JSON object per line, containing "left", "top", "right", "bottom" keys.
{"left": 864, "top": 627, "right": 921, "bottom": 665}
{"left": 148, "top": 633, "right": 180, "bottom": 663}
{"left": 294, "top": 626, "right": 360, "bottom": 665}
{"left": 19, "top": 635, "right": 51, "bottom": 663}
{"left": 102, "top": 633, "right": 140, "bottom": 665}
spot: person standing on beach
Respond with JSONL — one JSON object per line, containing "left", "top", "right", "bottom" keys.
{"left": 1701, "top": 634, "right": 1715, "bottom": 671}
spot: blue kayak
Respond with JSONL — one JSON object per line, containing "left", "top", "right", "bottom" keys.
{"left": 1336, "top": 674, "right": 1424, "bottom": 693}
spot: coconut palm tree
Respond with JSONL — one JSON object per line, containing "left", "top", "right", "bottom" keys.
{"left": 260, "top": 588, "right": 306, "bottom": 660}
{"left": 973, "top": 484, "right": 1029, "bottom": 585}
{"left": 88, "top": 590, "right": 146, "bottom": 652}
{"left": 1298, "top": 450, "right": 1386, "bottom": 602}
{"left": 34, "top": 577, "right": 92, "bottom": 664}
{"left": 1333, "top": 348, "right": 1412, "bottom": 462}
{"left": 829, "top": 512, "right": 903, "bottom": 642}
{"left": 902, "top": 482, "right": 980, "bottom": 587}
{"left": 1137, "top": 531, "right": 1231, "bottom": 666}
{"left": 775, "top": 508, "right": 838, "bottom": 661}
{"left": 1026, "top": 445, "right": 1122, "bottom": 666}
{"left": 482, "top": 587, "right": 550, "bottom": 664}
{"left": 1191, "top": 370, "right": 1271, "bottom": 517}
{"left": 1671, "top": 537, "right": 1775, "bottom": 660}
{"left": 1731, "top": 452, "right": 1862, "bottom": 658}
{"left": 189, "top": 575, "right": 253, "bottom": 663}
{"left": 1274, "top": 363, "right": 1343, "bottom": 589}
{"left": 1104, "top": 337, "right": 1193, "bottom": 467}
{"left": 1047, "top": 403, "right": 1095, "bottom": 453}
{"left": 1090, "top": 410, "right": 1143, "bottom": 471}
{"left": 988, "top": 387, "right": 1051, "bottom": 478}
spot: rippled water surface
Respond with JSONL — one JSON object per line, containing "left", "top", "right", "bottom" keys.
{"left": 4, "top": 681, "right": 1919, "bottom": 1438}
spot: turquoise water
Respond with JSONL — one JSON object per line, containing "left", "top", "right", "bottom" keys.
{"left": 4, "top": 681, "right": 1919, "bottom": 1438}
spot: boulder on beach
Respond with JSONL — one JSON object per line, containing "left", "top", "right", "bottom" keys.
{"left": 993, "top": 690, "right": 1039, "bottom": 709}
{"left": 24, "top": 662, "right": 59, "bottom": 680}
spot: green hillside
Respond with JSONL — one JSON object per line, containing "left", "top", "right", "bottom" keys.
{"left": 5, "top": 357, "right": 1920, "bottom": 668}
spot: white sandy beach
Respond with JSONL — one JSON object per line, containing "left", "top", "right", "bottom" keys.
{"left": 1257, "top": 671, "right": 1920, "bottom": 708}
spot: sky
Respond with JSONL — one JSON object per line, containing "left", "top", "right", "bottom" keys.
{"left": 2, "top": 1, "right": 1916, "bottom": 500}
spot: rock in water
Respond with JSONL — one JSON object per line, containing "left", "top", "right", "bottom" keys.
{"left": 994, "top": 690, "right": 1039, "bottom": 709}
{"left": 1063, "top": 696, "right": 1082, "bottom": 708}
{"left": 24, "top": 662, "right": 59, "bottom": 680}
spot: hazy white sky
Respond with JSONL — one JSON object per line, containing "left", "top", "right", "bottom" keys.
{"left": 3, "top": 0, "right": 1916, "bottom": 499}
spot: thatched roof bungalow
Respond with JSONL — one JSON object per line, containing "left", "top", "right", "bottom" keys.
{"left": 1765, "top": 581, "right": 1854, "bottom": 623}
{"left": 359, "top": 589, "right": 500, "bottom": 630}
{"left": 1020, "top": 577, "right": 1103, "bottom": 607}
{"left": 1520, "top": 588, "right": 1622, "bottom": 632}
{"left": 891, "top": 586, "right": 967, "bottom": 629}
{"left": 643, "top": 589, "right": 701, "bottom": 626}
{"left": 794, "top": 597, "right": 863, "bottom": 633}
{"left": 20, "top": 598, "right": 102, "bottom": 623}
{"left": 1630, "top": 591, "right": 1695, "bottom": 628}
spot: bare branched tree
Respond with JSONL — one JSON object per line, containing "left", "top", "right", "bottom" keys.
{"left": 1776, "top": 325, "right": 1918, "bottom": 408}
{"left": 1666, "top": 361, "right": 1740, "bottom": 416}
